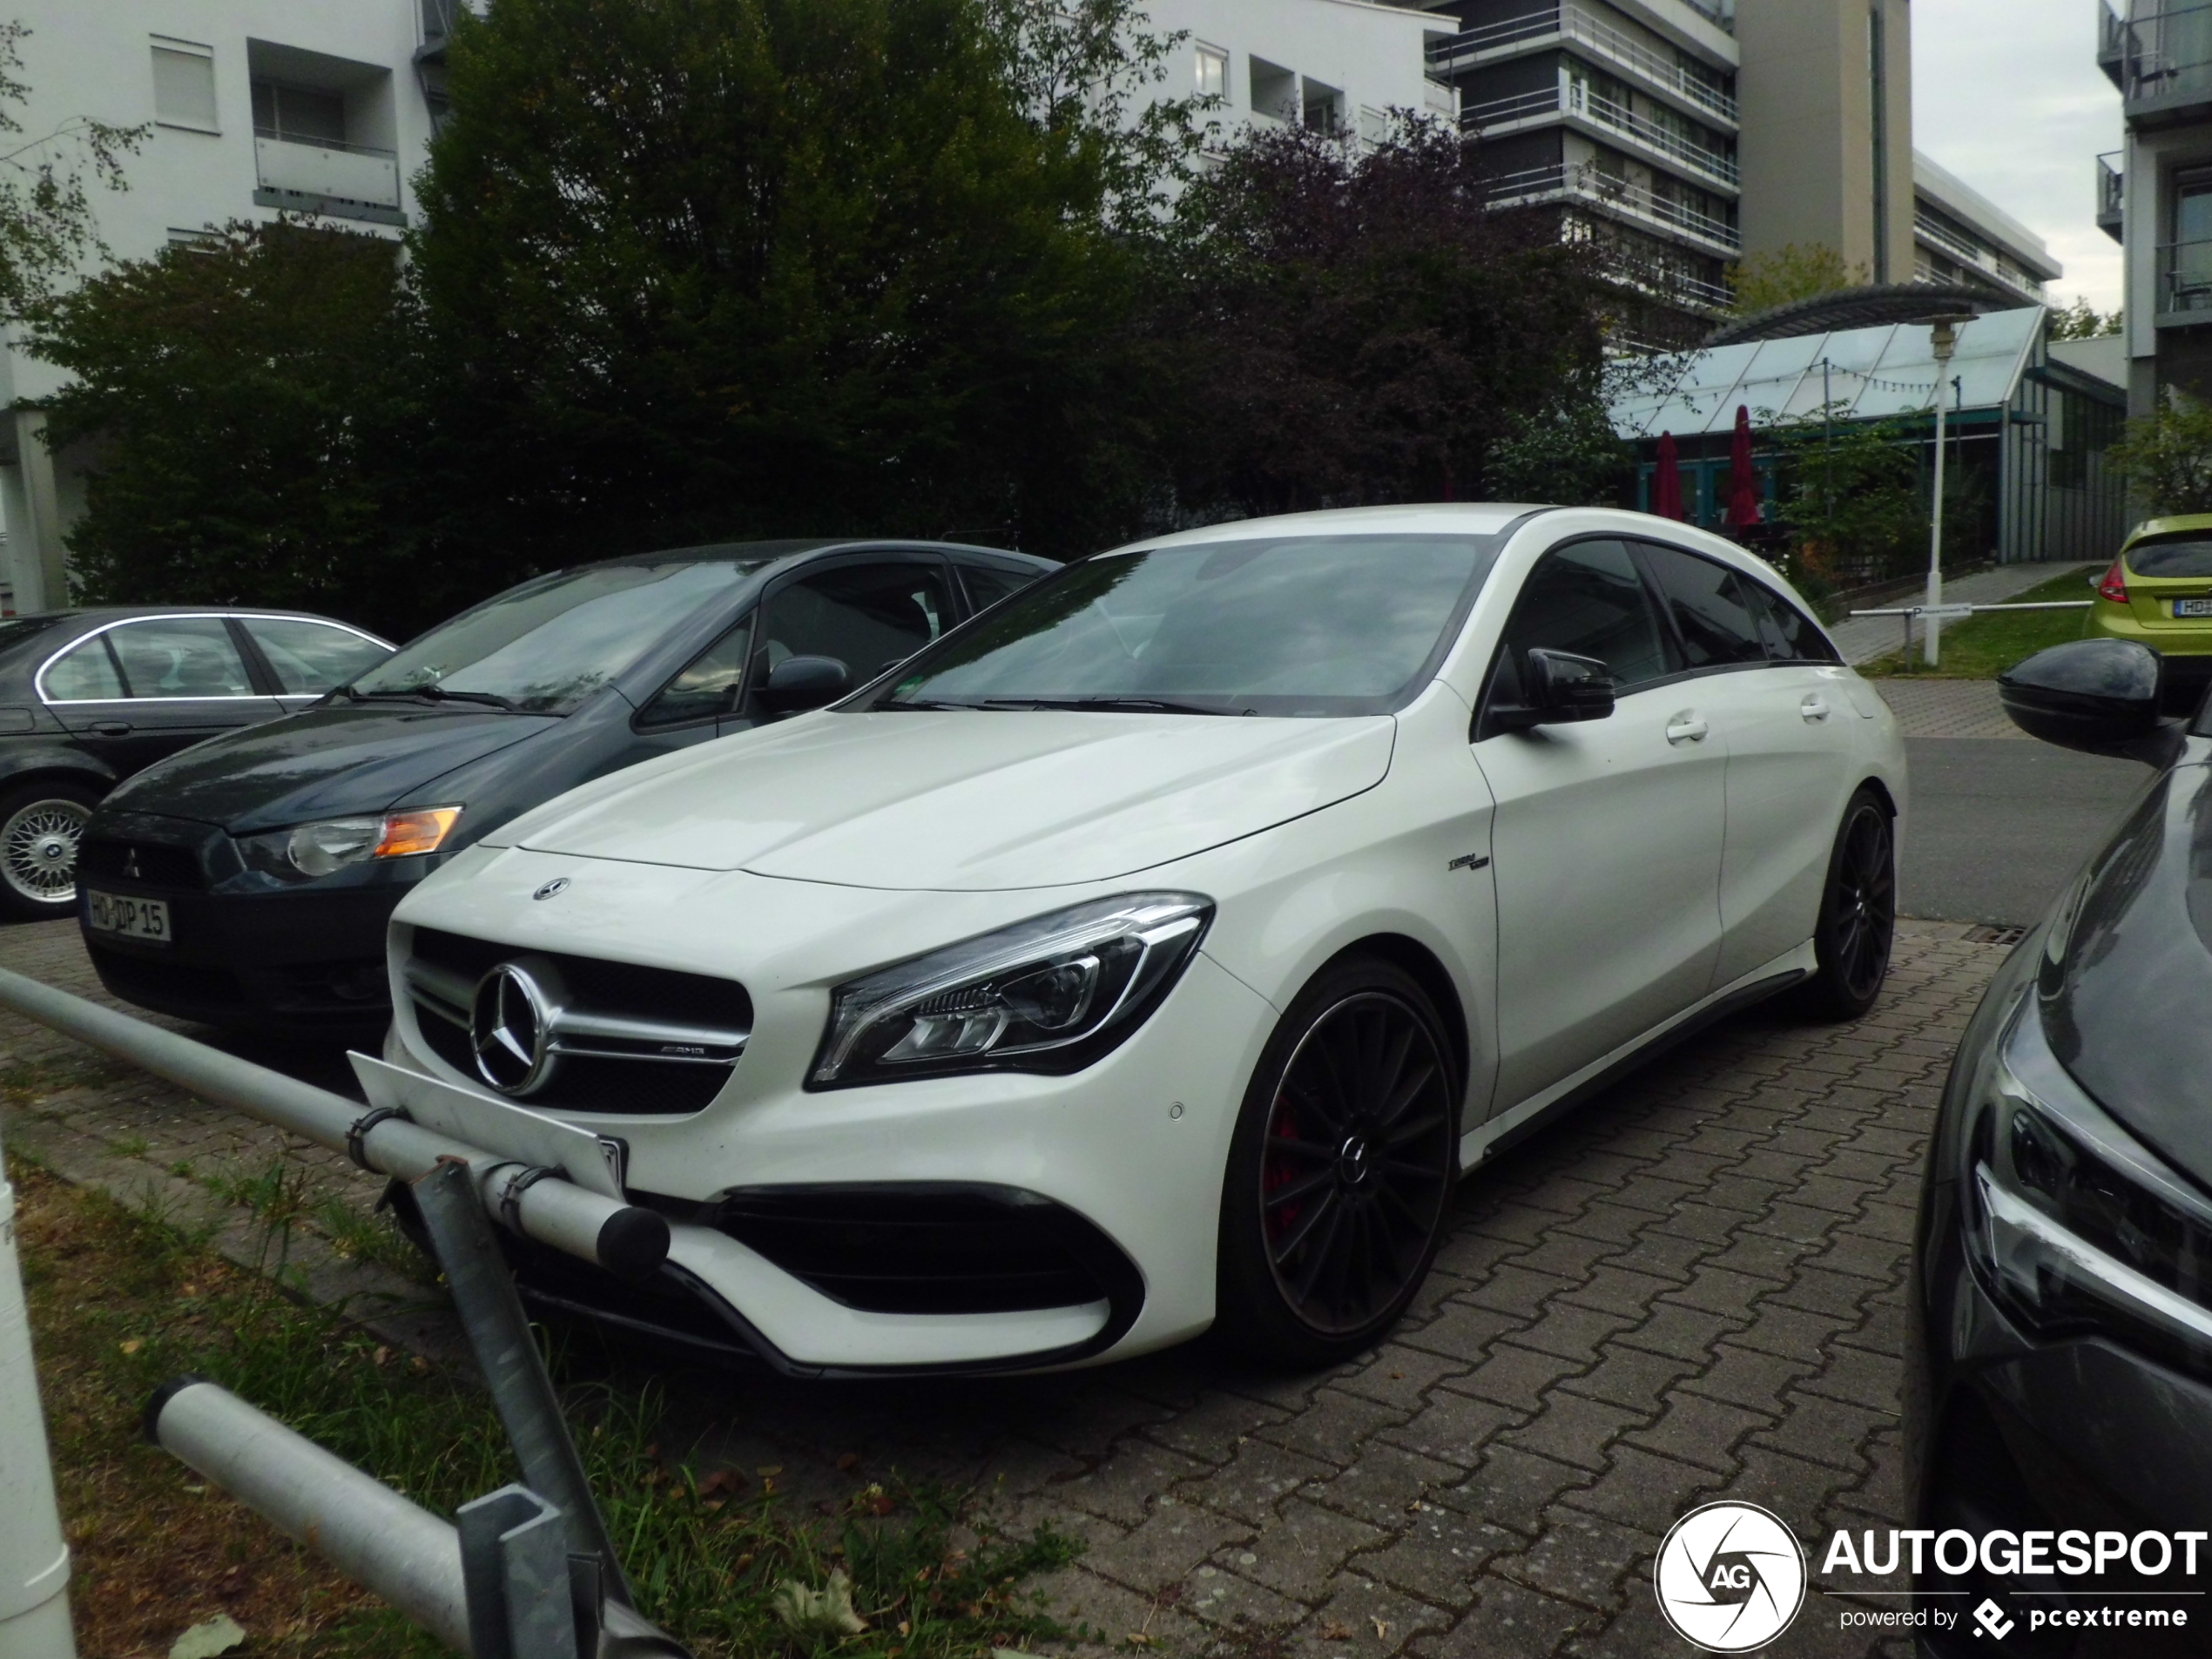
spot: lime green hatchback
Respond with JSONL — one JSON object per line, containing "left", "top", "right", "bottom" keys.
{"left": 2088, "top": 515, "right": 2212, "bottom": 705}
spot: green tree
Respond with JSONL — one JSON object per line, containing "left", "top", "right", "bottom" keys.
{"left": 0, "top": 21, "right": 144, "bottom": 320}
{"left": 409, "top": 0, "right": 1173, "bottom": 567}
{"left": 1761, "top": 405, "right": 1928, "bottom": 598}
{"left": 1157, "top": 117, "right": 1615, "bottom": 517}
{"left": 1728, "top": 243, "right": 1867, "bottom": 317}
{"left": 2108, "top": 397, "right": 2212, "bottom": 515}
{"left": 27, "top": 224, "right": 430, "bottom": 633}
{"left": 2047, "top": 295, "right": 2122, "bottom": 341}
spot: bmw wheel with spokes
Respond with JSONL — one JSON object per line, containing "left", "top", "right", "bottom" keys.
{"left": 1791, "top": 786, "right": 1896, "bottom": 1022}
{"left": 0, "top": 779, "right": 100, "bottom": 920}
{"left": 1218, "top": 956, "right": 1459, "bottom": 1367}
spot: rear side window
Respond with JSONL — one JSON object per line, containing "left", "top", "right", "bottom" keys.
{"left": 2126, "top": 536, "right": 2212, "bottom": 577}
{"left": 1739, "top": 581, "right": 1838, "bottom": 664}
{"left": 41, "top": 635, "right": 125, "bottom": 700}
{"left": 758, "top": 562, "right": 954, "bottom": 683}
{"left": 1638, "top": 544, "right": 1765, "bottom": 668}
{"left": 1494, "top": 539, "right": 1678, "bottom": 695}
{"left": 244, "top": 617, "right": 389, "bottom": 693}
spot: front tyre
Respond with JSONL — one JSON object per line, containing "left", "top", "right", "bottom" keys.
{"left": 1790, "top": 786, "right": 1896, "bottom": 1023}
{"left": 1217, "top": 957, "right": 1459, "bottom": 1369}
{"left": 0, "top": 779, "right": 100, "bottom": 920}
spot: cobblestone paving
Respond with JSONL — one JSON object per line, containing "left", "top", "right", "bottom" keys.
{"left": 1871, "top": 679, "right": 2021, "bottom": 740}
{"left": 0, "top": 917, "right": 2013, "bottom": 1656}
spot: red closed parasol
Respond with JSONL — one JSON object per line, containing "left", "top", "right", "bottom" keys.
{"left": 1653, "top": 431, "right": 1686, "bottom": 520}
{"left": 1724, "top": 403, "right": 1764, "bottom": 529}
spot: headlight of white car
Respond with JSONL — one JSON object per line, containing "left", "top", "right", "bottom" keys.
{"left": 810, "top": 893, "right": 1213, "bottom": 1087}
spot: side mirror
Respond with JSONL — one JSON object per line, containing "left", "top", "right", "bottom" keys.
{"left": 1489, "top": 649, "right": 1618, "bottom": 733}
{"left": 1998, "top": 639, "right": 2168, "bottom": 759}
{"left": 759, "top": 654, "right": 852, "bottom": 714}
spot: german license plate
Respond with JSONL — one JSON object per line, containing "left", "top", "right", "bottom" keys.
{"left": 2175, "top": 597, "right": 2212, "bottom": 617}
{"left": 85, "top": 890, "right": 170, "bottom": 942}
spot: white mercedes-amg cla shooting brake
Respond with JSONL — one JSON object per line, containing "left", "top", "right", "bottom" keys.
{"left": 381, "top": 505, "right": 1905, "bottom": 1375}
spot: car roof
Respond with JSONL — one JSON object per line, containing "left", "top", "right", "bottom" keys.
{"left": 1121, "top": 504, "right": 1544, "bottom": 551}
{"left": 2127, "top": 516, "right": 2212, "bottom": 544}
{"left": 11, "top": 604, "right": 369, "bottom": 624}
{"left": 577, "top": 537, "right": 1052, "bottom": 571}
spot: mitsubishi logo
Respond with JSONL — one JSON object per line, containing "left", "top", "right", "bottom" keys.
{"left": 122, "top": 848, "right": 141, "bottom": 880}
{"left": 468, "top": 958, "right": 565, "bottom": 1096}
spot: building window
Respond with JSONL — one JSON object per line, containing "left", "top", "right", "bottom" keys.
{"left": 252, "top": 80, "right": 347, "bottom": 145}
{"left": 1251, "top": 57, "right": 1297, "bottom": 125}
{"left": 1196, "top": 44, "right": 1227, "bottom": 102}
{"left": 151, "top": 37, "right": 218, "bottom": 133}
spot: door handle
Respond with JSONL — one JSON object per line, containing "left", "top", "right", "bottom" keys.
{"left": 90, "top": 720, "right": 132, "bottom": 737}
{"left": 1800, "top": 696, "right": 1831, "bottom": 723}
{"left": 1665, "top": 713, "right": 1709, "bottom": 745}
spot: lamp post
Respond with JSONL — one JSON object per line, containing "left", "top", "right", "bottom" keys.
{"left": 1924, "top": 314, "right": 1973, "bottom": 666}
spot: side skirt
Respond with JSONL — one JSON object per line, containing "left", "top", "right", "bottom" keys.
{"left": 1458, "top": 940, "right": 1816, "bottom": 1173}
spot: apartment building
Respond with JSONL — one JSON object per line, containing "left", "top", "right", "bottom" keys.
{"left": 1143, "top": 0, "right": 1451, "bottom": 144}
{"left": 0, "top": 1, "right": 445, "bottom": 611}
{"left": 2097, "top": 0, "right": 2212, "bottom": 416}
{"left": 1421, "top": 0, "right": 2054, "bottom": 343}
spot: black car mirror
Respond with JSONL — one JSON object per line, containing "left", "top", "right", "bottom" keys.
{"left": 1999, "top": 639, "right": 2175, "bottom": 761}
{"left": 1521, "top": 648, "right": 1618, "bottom": 727}
{"left": 760, "top": 655, "right": 852, "bottom": 714}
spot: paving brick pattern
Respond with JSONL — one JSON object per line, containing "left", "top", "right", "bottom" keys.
{"left": 0, "top": 917, "right": 2014, "bottom": 1656}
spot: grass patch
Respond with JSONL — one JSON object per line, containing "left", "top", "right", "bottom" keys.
{"left": 1856, "top": 570, "right": 2097, "bottom": 679}
{"left": 13, "top": 1154, "right": 1080, "bottom": 1657}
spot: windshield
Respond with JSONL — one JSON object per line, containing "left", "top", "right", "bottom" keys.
{"left": 2126, "top": 536, "right": 2212, "bottom": 578}
{"left": 870, "top": 534, "right": 1501, "bottom": 717}
{"left": 354, "top": 561, "right": 765, "bottom": 713}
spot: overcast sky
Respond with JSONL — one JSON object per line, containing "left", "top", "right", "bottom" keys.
{"left": 1912, "top": 1, "right": 2121, "bottom": 311}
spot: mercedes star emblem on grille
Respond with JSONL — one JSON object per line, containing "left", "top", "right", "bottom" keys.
{"left": 469, "top": 959, "right": 560, "bottom": 1096}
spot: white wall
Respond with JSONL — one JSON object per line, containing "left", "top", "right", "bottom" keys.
{"left": 1143, "top": 0, "right": 1448, "bottom": 142}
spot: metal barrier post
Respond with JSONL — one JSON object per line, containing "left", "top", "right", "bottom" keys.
{"left": 457, "top": 1487, "right": 575, "bottom": 1659}
{"left": 415, "top": 1162, "right": 633, "bottom": 1607}
{"left": 0, "top": 1115, "right": 73, "bottom": 1659}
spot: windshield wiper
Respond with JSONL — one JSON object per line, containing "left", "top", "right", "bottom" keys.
{"left": 877, "top": 697, "right": 980, "bottom": 711}
{"left": 351, "top": 685, "right": 526, "bottom": 713}
{"left": 978, "top": 696, "right": 1241, "bottom": 716}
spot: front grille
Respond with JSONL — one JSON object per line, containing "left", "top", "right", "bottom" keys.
{"left": 80, "top": 838, "right": 206, "bottom": 890}
{"left": 405, "top": 926, "right": 751, "bottom": 1116}
{"left": 88, "top": 942, "right": 243, "bottom": 1012}
{"left": 713, "top": 1184, "right": 1143, "bottom": 1317}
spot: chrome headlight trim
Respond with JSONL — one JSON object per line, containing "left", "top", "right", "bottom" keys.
{"left": 809, "top": 892, "right": 1213, "bottom": 1088}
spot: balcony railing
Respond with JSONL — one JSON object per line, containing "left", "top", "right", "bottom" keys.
{"left": 1427, "top": 4, "right": 1737, "bottom": 125}
{"left": 1462, "top": 82, "right": 1738, "bottom": 189}
{"left": 2100, "top": 2, "right": 2128, "bottom": 87}
{"left": 2161, "top": 239, "right": 2212, "bottom": 313}
{"left": 253, "top": 131, "right": 402, "bottom": 224}
{"left": 2107, "top": 3, "right": 2212, "bottom": 115}
{"left": 1488, "top": 160, "right": 1741, "bottom": 257}
{"left": 1911, "top": 212, "right": 2046, "bottom": 300}
{"left": 2098, "top": 151, "right": 2125, "bottom": 240}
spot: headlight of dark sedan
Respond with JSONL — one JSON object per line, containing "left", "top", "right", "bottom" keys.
{"left": 238, "top": 806, "right": 463, "bottom": 883}
{"left": 1962, "top": 995, "right": 2212, "bottom": 1371}
{"left": 810, "top": 893, "right": 1212, "bottom": 1087}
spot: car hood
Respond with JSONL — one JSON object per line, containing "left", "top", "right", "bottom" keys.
{"left": 502, "top": 710, "right": 1397, "bottom": 890}
{"left": 101, "top": 704, "right": 558, "bottom": 832}
{"left": 2042, "top": 756, "right": 2212, "bottom": 1195}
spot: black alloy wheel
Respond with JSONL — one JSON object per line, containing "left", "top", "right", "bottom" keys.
{"left": 1217, "top": 957, "right": 1459, "bottom": 1367}
{"left": 1792, "top": 786, "right": 1896, "bottom": 1022}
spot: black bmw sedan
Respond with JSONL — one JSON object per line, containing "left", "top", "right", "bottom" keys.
{"left": 0, "top": 606, "right": 390, "bottom": 921}
{"left": 1908, "top": 637, "right": 2212, "bottom": 1648}
{"left": 80, "top": 538, "right": 1049, "bottom": 1037}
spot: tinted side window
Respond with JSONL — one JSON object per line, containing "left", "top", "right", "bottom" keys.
{"left": 106, "top": 617, "right": 254, "bottom": 697}
{"left": 757, "top": 563, "right": 954, "bottom": 682}
{"left": 42, "top": 635, "right": 125, "bottom": 700}
{"left": 959, "top": 563, "right": 1040, "bottom": 614}
{"left": 639, "top": 615, "right": 752, "bottom": 727}
{"left": 244, "top": 617, "right": 389, "bottom": 693}
{"left": 1640, "top": 545, "right": 1765, "bottom": 668}
{"left": 1494, "top": 539, "right": 1677, "bottom": 702}
{"left": 1739, "top": 581, "right": 1838, "bottom": 664}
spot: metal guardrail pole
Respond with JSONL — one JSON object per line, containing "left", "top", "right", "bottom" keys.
{"left": 458, "top": 1487, "right": 575, "bottom": 1659}
{"left": 147, "top": 1378, "right": 473, "bottom": 1652}
{"left": 0, "top": 1116, "right": 74, "bottom": 1659}
{"left": 0, "top": 968, "right": 668, "bottom": 1280}
{"left": 415, "top": 1163, "right": 634, "bottom": 1608}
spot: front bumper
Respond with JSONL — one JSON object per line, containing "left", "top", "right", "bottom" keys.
{"left": 79, "top": 811, "right": 429, "bottom": 1034}
{"left": 384, "top": 849, "right": 1283, "bottom": 1372}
